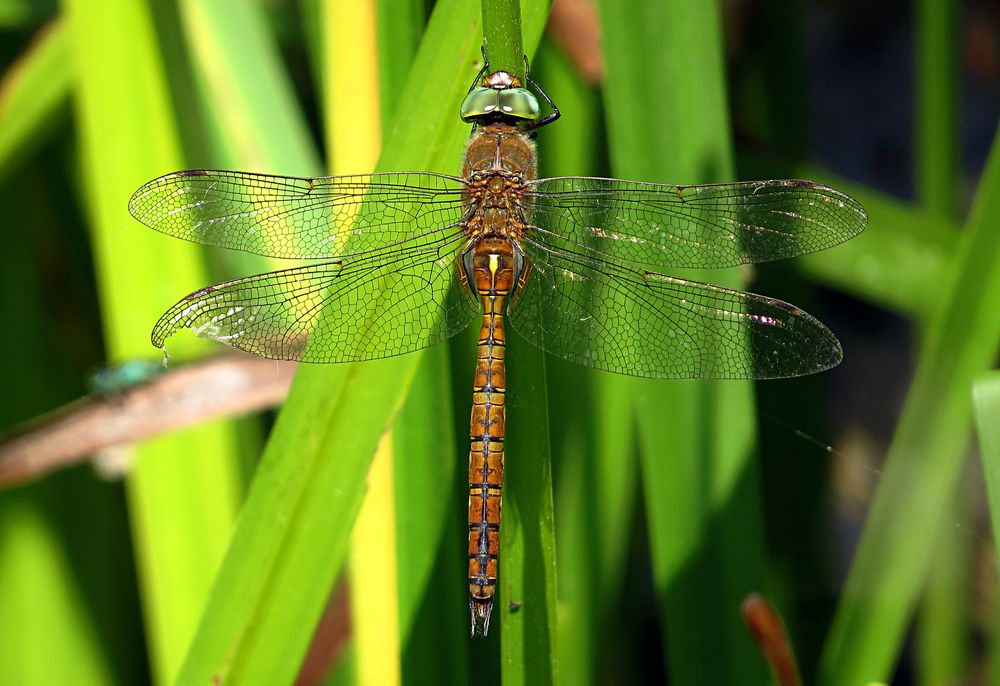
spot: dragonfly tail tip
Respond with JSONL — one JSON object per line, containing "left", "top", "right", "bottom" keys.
{"left": 469, "top": 597, "right": 494, "bottom": 637}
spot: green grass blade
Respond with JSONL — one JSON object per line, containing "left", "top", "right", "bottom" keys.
{"left": 481, "top": 0, "right": 524, "bottom": 75}
{"left": 368, "top": 1, "right": 466, "bottom": 666}
{"left": 550, "top": 368, "right": 636, "bottom": 686}
{"left": 63, "top": 1, "right": 244, "bottom": 682}
{"left": 351, "top": 437, "right": 402, "bottom": 686}
{"left": 178, "top": 358, "right": 417, "bottom": 686}
{"left": 818, "top": 124, "right": 1000, "bottom": 685}
{"left": 501, "top": 344, "right": 557, "bottom": 685}
{"left": 375, "top": 0, "right": 424, "bottom": 124}
{"left": 322, "top": 0, "right": 381, "bottom": 175}
{"left": 319, "top": 5, "right": 402, "bottom": 681}
{"left": 0, "top": 18, "right": 69, "bottom": 182}
{"left": 394, "top": 348, "right": 468, "bottom": 662}
{"left": 533, "top": 38, "right": 638, "bottom": 686}
{"left": 975, "top": 372, "right": 1000, "bottom": 686}
{"left": 0, "top": 492, "right": 113, "bottom": 685}
{"left": 374, "top": 14, "right": 464, "bottom": 669}
{"left": 915, "top": 488, "right": 971, "bottom": 685}
{"left": 915, "top": 0, "right": 959, "bottom": 216}
{"left": 974, "top": 371, "right": 1000, "bottom": 569}
{"left": 598, "top": 1, "right": 770, "bottom": 683}
{"left": 975, "top": 371, "right": 1000, "bottom": 686}
{"left": 913, "top": 3, "right": 965, "bottom": 682}
{"left": 178, "top": 0, "right": 321, "bottom": 176}
{"left": 174, "top": 2, "right": 552, "bottom": 682}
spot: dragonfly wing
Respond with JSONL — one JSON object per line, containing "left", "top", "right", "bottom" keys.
{"left": 152, "top": 231, "right": 479, "bottom": 362}
{"left": 130, "top": 170, "right": 467, "bottom": 259}
{"left": 525, "top": 177, "right": 867, "bottom": 270}
{"left": 507, "top": 237, "right": 841, "bottom": 379}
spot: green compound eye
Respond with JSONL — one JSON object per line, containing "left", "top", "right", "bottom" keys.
{"left": 497, "top": 88, "right": 540, "bottom": 121}
{"left": 460, "top": 87, "right": 540, "bottom": 124}
{"left": 460, "top": 88, "right": 499, "bottom": 121}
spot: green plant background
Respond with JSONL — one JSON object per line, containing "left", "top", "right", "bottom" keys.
{"left": 0, "top": 0, "right": 998, "bottom": 685}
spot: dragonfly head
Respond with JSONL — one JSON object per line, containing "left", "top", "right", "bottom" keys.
{"left": 461, "top": 70, "right": 541, "bottom": 127}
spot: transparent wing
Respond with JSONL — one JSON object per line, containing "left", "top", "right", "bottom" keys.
{"left": 151, "top": 230, "right": 479, "bottom": 362}
{"left": 129, "top": 170, "right": 468, "bottom": 259}
{"left": 525, "top": 177, "right": 867, "bottom": 270}
{"left": 507, "top": 237, "right": 841, "bottom": 380}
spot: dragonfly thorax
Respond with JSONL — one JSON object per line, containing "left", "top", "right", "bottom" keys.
{"left": 463, "top": 123, "right": 536, "bottom": 178}
{"left": 461, "top": 124, "right": 535, "bottom": 241}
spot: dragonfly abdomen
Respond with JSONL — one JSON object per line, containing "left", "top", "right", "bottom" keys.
{"left": 467, "top": 238, "right": 517, "bottom": 637}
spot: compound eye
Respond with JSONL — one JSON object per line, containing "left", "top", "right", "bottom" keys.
{"left": 460, "top": 87, "right": 500, "bottom": 123}
{"left": 497, "top": 89, "right": 540, "bottom": 122}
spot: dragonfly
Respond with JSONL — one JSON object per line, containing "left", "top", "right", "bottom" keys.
{"left": 129, "top": 57, "right": 867, "bottom": 638}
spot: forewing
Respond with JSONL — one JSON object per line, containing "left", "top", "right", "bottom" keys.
{"left": 129, "top": 170, "right": 467, "bottom": 259}
{"left": 525, "top": 177, "right": 867, "bottom": 270}
{"left": 151, "top": 231, "right": 479, "bottom": 362}
{"left": 507, "top": 237, "right": 842, "bottom": 379}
